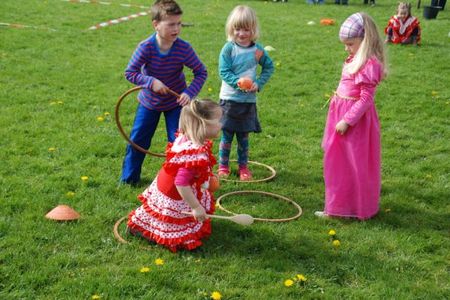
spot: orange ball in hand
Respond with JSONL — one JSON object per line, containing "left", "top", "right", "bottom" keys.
{"left": 237, "top": 77, "right": 253, "bottom": 91}
{"left": 208, "top": 175, "right": 220, "bottom": 193}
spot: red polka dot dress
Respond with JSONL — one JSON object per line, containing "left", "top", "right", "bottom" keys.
{"left": 127, "top": 134, "right": 216, "bottom": 252}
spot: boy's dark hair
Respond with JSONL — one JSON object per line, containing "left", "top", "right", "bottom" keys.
{"left": 151, "top": 0, "right": 183, "bottom": 21}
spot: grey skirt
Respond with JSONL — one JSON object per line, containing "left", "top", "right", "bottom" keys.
{"left": 220, "top": 99, "right": 261, "bottom": 133}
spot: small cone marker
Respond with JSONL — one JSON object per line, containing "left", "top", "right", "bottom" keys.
{"left": 45, "top": 205, "right": 80, "bottom": 221}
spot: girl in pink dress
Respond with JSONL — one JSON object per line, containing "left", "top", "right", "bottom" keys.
{"left": 316, "top": 12, "right": 387, "bottom": 220}
{"left": 127, "top": 99, "right": 222, "bottom": 252}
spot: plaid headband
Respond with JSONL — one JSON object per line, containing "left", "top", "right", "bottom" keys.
{"left": 339, "top": 13, "right": 365, "bottom": 40}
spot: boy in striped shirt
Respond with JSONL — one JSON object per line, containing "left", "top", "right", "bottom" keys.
{"left": 120, "top": 0, "right": 207, "bottom": 184}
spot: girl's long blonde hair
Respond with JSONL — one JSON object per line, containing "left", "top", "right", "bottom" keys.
{"left": 225, "top": 5, "right": 260, "bottom": 42}
{"left": 179, "top": 99, "right": 220, "bottom": 146}
{"left": 344, "top": 13, "right": 388, "bottom": 77}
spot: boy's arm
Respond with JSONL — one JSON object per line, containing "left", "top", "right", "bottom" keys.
{"left": 124, "top": 42, "right": 154, "bottom": 89}
{"left": 183, "top": 46, "right": 207, "bottom": 99}
{"left": 219, "top": 43, "right": 240, "bottom": 89}
{"left": 255, "top": 45, "right": 274, "bottom": 91}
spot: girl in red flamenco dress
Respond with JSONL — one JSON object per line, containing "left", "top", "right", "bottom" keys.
{"left": 385, "top": 2, "right": 421, "bottom": 45}
{"left": 127, "top": 99, "right": 222, "bottom": 252}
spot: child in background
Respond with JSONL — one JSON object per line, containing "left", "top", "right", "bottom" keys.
{"left": 364, "top": 0, "right": 376, "bottom": 6}
{"left": 120, "top": 0, "right": 207, "bottom": 184}
{"left": 316, "top": 13, "right": 387, "bottom": 220}
{"left": 128, "top": 100, "right": 222, "bottom": 252}
{"left": 307, "top": 0, "right": 325, "bottom": 4}
{"left": 218, "top": 5, "right": 274, "bottom": 181}
{"left": 385, "top": 2, "right": 421, "bottom": 45}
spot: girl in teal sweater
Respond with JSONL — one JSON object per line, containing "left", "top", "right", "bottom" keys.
{"left": 218, "top": 5, "right": 274, "bottom": 181}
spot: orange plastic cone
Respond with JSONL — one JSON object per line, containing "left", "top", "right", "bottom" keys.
{"left": 45, "top": 205, "right": 80, "bottom": 221}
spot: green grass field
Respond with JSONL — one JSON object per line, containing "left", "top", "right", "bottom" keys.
{"left": 1, "top": 0, "right": 449, "bottom": 299}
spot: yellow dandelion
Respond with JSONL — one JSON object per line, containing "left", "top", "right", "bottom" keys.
{"left": 97, "top": 116, "right": 105, "bottom": 122}
{"left": 276, "top": 62, "right": 281, "bottom": 67}
{"left": 66, "top": 191, "right": 75, "bottom": 197}
{"left": 140, "top": 267, "right": 150, "bottom": 273}
{"left": 154, "top": 258, "right": 164, "bottom": 266}
{"left": 332, "top": 240, "right": 341, "bottom": 248}
{"left": 284, "top": 279, "right": 294, "bottom": 287}
{"left": 328, "top": 229, "right": 336, "bottom": 236}
{"left": 296, "top": 274, "right": 307, "bottom": 282}
{"left": 81, "top": 176, "right": 89, "bottom": 182}
{"left": 211, "top": 291, "right": 222, "bottom": 300}
{"left": 208, "top": 87, "right": 213, "bottom": 92}
{"left": 92, "top": 295, "right": 101, "bottom": 300}
{"left": 431, "top": 91, "right": 438, "bottom": 97}
{"left": 103, "top": 112, "right": 110, "bottom": 116}
{"left": 48, "top": 147, "right": 56, "bottom": 152}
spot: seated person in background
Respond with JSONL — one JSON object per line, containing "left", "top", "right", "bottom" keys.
{"left": 385, "top": 2, "right": 421, "bottom": 45}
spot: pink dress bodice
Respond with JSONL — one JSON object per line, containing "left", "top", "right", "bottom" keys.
{"left": 336, "top": 56, "right": 382, "bottom": 99}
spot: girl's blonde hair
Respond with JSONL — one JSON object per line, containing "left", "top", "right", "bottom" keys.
{"left": 397, "top": 2, "right": 412, "bottom": 16}
{"left": 179, "top": 99, "right": 220, "bottom": 146}
{"left": 225, "top": 5, "right": 260, "bottom": 42}
{"left": 344, "top": 13, "right": 388, "bottom": 78}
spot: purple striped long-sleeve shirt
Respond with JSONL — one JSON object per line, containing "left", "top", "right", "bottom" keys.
{"left": 125, "top": 34, "right": 207, "bottom": 111}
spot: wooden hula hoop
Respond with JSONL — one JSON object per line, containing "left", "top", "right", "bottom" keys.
{"left": 115, "top": 86, "right": 180, "bottom": 158}
{"left": 219, "top": 160, "right": 276, "bottom": 183}
{"left": 113, "top": 216, "right": 154, "bottom": 250}
{"left": 216, "top": 190, "right": 302, "bottom": 222}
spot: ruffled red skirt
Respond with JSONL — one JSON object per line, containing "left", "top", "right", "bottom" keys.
{"left": 127, "top": 176, "right": 215, "bottom": 252}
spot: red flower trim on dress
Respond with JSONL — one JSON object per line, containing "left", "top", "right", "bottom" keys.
{"left": 127, "top": 211, "right": 212, "bottom": 252}
{"left": 137, "top": 193, "right": 216, "bottom": 225}
{"left": 163, "top": 141, "right": 216, "bottom": 205}
{"left": 138, "top": 194, "right": 197, "bottom": 225}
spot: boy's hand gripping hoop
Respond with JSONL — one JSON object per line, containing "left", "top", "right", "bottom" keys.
{"left": 115, "top": 86, "right": 180, "bottom": 157}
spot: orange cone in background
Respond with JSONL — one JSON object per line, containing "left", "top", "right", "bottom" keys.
{"left": 320, "top": 18, "right": 335, "bottom": 26}
{"left": 45, "top": 205, "right": 80, "bottom": 221}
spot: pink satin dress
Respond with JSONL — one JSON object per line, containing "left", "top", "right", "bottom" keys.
{"left": 322, "top": 56, "right": 383, "bottom": 219}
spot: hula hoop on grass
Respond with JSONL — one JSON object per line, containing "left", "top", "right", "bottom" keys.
{"left": 113, "top": 216, "right": 153, "bottom": 250}
{"left": 115, "top": 86, "right": 180, "bottom": 158}
{"left": 216, "top": 190, "right": 302, "bottom": 222}
{"left": 219, "top": 160, "right": 276, "bottom": 183}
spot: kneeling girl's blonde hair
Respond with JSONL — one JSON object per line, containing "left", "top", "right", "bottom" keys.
{"left": 179, "top": 100, "right": 221, "bottom": 146}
